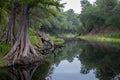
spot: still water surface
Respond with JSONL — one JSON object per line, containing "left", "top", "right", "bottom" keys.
{"left": 51, "top": 58, "right": 97, "bottom": 80}
{"left": 0, "top": 39, "right": 120, "bottom": 80}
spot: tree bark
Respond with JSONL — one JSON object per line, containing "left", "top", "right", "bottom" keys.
{"left": 4, "top": 4, "right": 43, "bottom": 65}
{"left": 0, "top": 0, "right": 18, "bottom": 46}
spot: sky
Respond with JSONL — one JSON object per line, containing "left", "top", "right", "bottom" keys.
{"left": 60, "top": 0, "right": 96, "bottom": 14}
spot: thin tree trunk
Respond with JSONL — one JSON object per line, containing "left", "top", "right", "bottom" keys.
{"left": 4, "top": 4, "right": 43, "bottom": 65}
{"left": 0, "top": 0, "right": 18, "bottom": 46}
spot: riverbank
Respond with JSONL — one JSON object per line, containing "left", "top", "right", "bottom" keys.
{"left": 78, "top": 33, "right": 120, "bottom": 47}
{"left": 0, "top": 34, "right": 64, "bottom": 66}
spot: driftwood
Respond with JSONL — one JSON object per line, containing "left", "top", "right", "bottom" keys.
{"left": 37, "top": 32, "right": 54, "bottom": 46}
{"left": 35, "top": 43, "right": 64, "bottom": 55}
{"left": 36, "top": 32, "right": 64, "bottom": 55}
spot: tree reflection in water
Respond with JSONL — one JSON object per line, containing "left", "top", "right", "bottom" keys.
{"left": 78, "top": 40, "right": 120, "bottom": 80}
{"left": 0, "top": 61, "right": 53, "bottom": 80}
{"left": 0, "top": 39, "right": 120, "bottom": 80}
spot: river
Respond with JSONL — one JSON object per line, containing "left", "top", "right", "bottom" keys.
{"left": 0, "top": 39, "right": 120, "bottom": 80}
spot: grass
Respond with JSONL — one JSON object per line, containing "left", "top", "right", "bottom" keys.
{"left": 29, "top": 29, "right": 64, "bottom": 44}
{"left": 30, "top": 36, "right": 42, "bottom": 45}
{"left": 78, "top": 33, "right": 120, "bottom": 47}
{"left": 107, "top": 33, "right": 120, "bottom": 39}
{"left": 30, "top": 35, "right": 65, "bottom": 46}
{"left": 29, "top": 28, "right": 42, "bottom": 45}
{"left": 49, "top": 36, "right": 64, "bottom": 44}
{"left": 60, "top": 33, "right": 77, "bottom": 38}
{"left": 79, "top": 35, "right": 120, "bottom": 43}
{"left": 0, "top": 43, "right": 10, "bottom": 66}
{"left": 0, "top": 43, "right": 10, "bottom": 56}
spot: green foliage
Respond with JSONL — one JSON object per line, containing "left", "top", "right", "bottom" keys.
{"left": 0, "top": 0, "right": 13, "bottom": 21}
{"left": 30, "top": 36, "right": 42, "bottom": 45}
{"left": 0, "top": 43, "right": 10, "bottom": 57}
{"left": 40, "top": 9, "right": 81, "bottom": 35}
{"left": 29, "top": 0, "right": 64, "bottom": 33}
{"left": 105, "top": 15, "right": 120, "bottom": 28}
{"left": 29, "top": 28, "right": 42, "bottom": 45}
{"left": 0, "top": 22, "right": 7, "bottom": 37}
{"left": 107, "top": 33, "right": 120, "bottom": 39}
{"left": 79, "top": 32, "right": 120, "bottom": 48}
{"left": 78, "top": 40, "right": 120, "bottom": 80}
{"left": 0, "top": 0, "right": 9, "bottom": 24}
{"left": 20, "top": 0, "right": 63, "bottom": 8}
{"left": 80, "top": 0, "right": 90, "bottom": 8}
{"left": 80, "top": 1, "right": 105, "bottom": 33}
{"left": 49, "top": 36, "right": 64, "bottom": 44}
{"left": 79, "top": 0, "right": 120, "bottom": 33}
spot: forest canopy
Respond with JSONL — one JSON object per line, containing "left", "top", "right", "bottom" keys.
{"left": 80, "top": 0, "right": 120, "bottom": 33}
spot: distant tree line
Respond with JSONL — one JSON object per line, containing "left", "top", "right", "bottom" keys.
{"left": 80, "top": 0, "right": 120, "bottom": 33}
{"left": 39, "top": 9, "right": 81, "bottom": 35}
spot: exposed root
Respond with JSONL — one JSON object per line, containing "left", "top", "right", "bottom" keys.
{"left": 3, "top": 4, "right": 45, "bottom": 66}
{"left": 4, "top": 40, "right": 43, "bottom": 65}
{"left": 35, "top": 32, "right": 65, "bottom": 55}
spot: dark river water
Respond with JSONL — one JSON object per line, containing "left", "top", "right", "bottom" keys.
{"left": 0, "top": 39, "right": 120, "bottom": 80}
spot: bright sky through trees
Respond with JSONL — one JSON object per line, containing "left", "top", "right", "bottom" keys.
{"left": 61, "top": 0, "right": 96, "bottom": 13}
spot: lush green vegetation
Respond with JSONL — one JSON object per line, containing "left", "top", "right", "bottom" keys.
{"left": 79, "top": 34, "right": 120, "bottom": 43}
{"left": 0, "top": 43, "right": 10, "bottom": 66}
{"left": 80, "top": 0, "right": 120, "bottom": 34}
{"left": 0, "top": 0, "right": 80, "bottom": 65}
{"left": 78, "top": 40, "right": 120, "bottom": 80}
{"left": 1, "top": 0, "right": 120, "bottom": 80}
{"left": 40, "top": 9, "right": 81, "bottom": 35}
{"left": 78, "top": 0, "right": 120, "bottom": 45}
{"left": 0, "top": 0, "right": 65, "bottom": 64}
{"left": 78, "top": 33, "right": 120, "bottom": 48}
{"left": 49, "top": 36, "right": 64, "bottom": 44}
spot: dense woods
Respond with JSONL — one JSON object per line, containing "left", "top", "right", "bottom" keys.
{"left": 80, "top": 0, "right": 120, "bottom": 33}
{"left": 40, "top": 9, "right": 81, "bottom": 35}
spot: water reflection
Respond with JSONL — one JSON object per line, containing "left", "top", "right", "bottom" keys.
{"left": 0, "top": 64, "right": 39, "bottom": 80}
{"left": 78, "top": 40, "right": 120, "bottom": 80}
{"left": 0, "top": 61, "right": 52, "bottom": 80}
{"left": 0, "top": 39, "right": 120, "bottom": 80}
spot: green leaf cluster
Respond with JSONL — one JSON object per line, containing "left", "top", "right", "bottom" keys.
{"left": 80, "top": 0, "right": 120, "bottom": 33}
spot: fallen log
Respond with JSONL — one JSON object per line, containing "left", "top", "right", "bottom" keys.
{"left": 36, "top": 32, "right": 65, "bottom": 55}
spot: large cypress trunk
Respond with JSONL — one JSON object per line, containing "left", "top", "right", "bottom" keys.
{"left": 0, "top": 0, "right": 18, "bottom": 46}
{"left": 4, "top": 4, "right": 43, "bottom": 65}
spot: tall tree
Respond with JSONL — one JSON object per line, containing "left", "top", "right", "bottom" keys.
{"left": 0, "top": 0, "right": 18, "bottom": 46}
{"left": 79, "top": 0, "right": 119, "bottom": 33}
{"left": 4, "top": 0, "right": 62, "bottom": 64}
{"left": 96, "top": 0, "right": 117, "bottom": 19}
